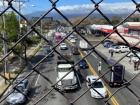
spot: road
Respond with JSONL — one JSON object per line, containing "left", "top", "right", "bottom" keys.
{"left": 26, "top": 41, "right": 108, "bottom": 105}
{"left": 82, "top": 46, "right": 140, "bottom": 105}
{"left": 2, "top": 35, "right": 140, "bottom": 105}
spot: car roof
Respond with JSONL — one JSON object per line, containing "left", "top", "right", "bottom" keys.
{"left": 61, "top": 43, "right": 66, "bottom": 44}
{"left": 80, "top": 59, "right": 86, "bottom": 62}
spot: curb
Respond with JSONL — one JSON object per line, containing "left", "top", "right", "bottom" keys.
{"left": 0, "top": 43, "right": 42, "bottom": 96}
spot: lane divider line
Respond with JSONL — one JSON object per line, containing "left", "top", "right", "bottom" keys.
{"left": 34, "top": 74, "right": 40, "bottom": 86}
{"left": 79, "top": 50, "right": 119, "bottom": 105}
{"left": 67, "top": 39, "right": 119, "bottom": 105}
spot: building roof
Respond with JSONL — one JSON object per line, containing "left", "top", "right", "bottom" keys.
{"left": 123, "top": 22, "right": 140, "bottom": 26}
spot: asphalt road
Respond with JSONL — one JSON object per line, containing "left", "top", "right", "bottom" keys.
{"left": 84, "top": 50, "right": 140, "bottom": 105}
{"left": 26, "top": 42, "right": 108, "bottom": 105}
{"left": 3, "top": 37, "right": 139, "bottom": 105}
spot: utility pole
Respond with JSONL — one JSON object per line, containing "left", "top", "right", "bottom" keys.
{"left": 14, "top": 0, "right": 29, "bottom": 66}
{"left": 2, "top": 0, "right": 8, "bottom": 83}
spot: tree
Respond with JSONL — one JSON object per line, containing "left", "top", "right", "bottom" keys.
{"left": 5, "top": 12, "right": 19, "bottom": 42}
{"left": 111, "top": 16, "right": 121, "bottom": 25}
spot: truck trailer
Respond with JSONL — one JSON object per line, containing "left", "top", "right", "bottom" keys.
{"left": 103, "top": 59, "right": 125, "bottom": 87}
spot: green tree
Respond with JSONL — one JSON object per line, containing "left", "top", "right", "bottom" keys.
{"left": 111, "top": 16, "right": 121, "bottom": 25}
{"left": 5, "top": 12, "right": 19, "bottom": 42}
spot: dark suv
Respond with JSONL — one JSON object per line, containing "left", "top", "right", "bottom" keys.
{"left": 72, "top": 47, "right": 80, "bottom": 55}
{"left": 44, "top": 45, "right": 54, "bottom": 57}
{"left": 6, "top": 79, "right": 30, "bottom": 105}
{"left": 79, "top": 59, "right": 88, "bottom": 69}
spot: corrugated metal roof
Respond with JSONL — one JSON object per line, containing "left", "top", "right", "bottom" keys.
{"left": 123, "top": 22, "right": 140, "bottom": 26}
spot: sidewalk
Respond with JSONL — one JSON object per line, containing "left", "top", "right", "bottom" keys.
{"left": 0, "top": 43, "right": 42, "bottom": 95}
{"left": 96, "top": 44, "right": 140, "bottom": 75}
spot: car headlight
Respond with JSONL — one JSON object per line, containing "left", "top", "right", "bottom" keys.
{"left": 72, "top": 77, "right": 77, "bottom": 84}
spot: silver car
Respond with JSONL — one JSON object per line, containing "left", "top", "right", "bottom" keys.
{"left": 6, "top": 79, "right": 30, "bottom": 105}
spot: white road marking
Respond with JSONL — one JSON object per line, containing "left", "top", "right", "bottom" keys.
{"left": 34, "top": 74, "right": 40, "bottom": 86}
{"left": 91, "top": 53, "right": 98, "bottom": 59}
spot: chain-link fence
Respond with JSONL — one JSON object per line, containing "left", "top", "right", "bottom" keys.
{"left": 0, "top": 0, "right": 140, "bottom": 105}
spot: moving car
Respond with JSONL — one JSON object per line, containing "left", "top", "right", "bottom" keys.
{"left": 79, "top": 59, "right": 88, "bottom": 69}
{"left": 59, "top": 43, "right": 68, "bottom": 50}
{"left": 6, "top": 79, "right": 30, "bottom": 105}
{"left": 70, "top": 38, "right": 76, "bottom": 43}
{"left": 72, "top": 47, "right": 80, "bottom": 55}
{"left": 86, "top": 75, "right": 107, "bottom": 98}
{"left": 44, "top": 45, "right": 54, "bottom": 57}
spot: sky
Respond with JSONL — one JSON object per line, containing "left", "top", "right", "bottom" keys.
{"left": 0, "top": 0, "right": 140, "bottom": 14}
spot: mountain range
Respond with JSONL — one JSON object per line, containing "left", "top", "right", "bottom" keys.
{"left": 25, "top": 10, "right": 130, "bottom": 20}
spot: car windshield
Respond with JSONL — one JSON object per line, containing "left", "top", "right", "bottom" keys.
{"left": 111, "top": 45, "right": 117, "bottom": 48}
{"left": 80, "top": 60, "right": 86, "bottom": 64}
{"left": 91, "top": 81, "right": 103, "bottom": 88}
{"left": 14, "top": 86, "right": 24, "bottom": 93}
{"left": 115, "top": 46, "right": 119, "bottom": 49}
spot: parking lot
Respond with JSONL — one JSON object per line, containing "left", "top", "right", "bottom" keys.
{"left": 95, "top": 43, "right": 140, "bottom": 75}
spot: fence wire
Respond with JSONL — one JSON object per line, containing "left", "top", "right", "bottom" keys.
{"left": 0, "top": 0, "right": 140, "bottom": 105}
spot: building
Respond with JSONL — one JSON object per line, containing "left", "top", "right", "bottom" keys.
{"left": 123, "top": 22, "right": 140, "bottom": 37}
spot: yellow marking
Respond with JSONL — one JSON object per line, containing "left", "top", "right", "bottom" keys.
{"left": 79, "top": 51, "right": 97, "bottom": 76}
{"left": 79, "top": 51, "right": 119, "bottom": 105}
{"left": 66, "top": 40, "right": 74, "bottom": 46}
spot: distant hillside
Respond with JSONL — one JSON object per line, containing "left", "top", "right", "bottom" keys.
{"left": 25, "top": 10, "right": 129, "bottom": 20}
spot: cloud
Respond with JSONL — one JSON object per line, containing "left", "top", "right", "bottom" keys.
{"left": 0, "top": 1, "right": 26, "bottom": 10}
{"left": 58, "top": 2, "right": 136, "bottom": 14}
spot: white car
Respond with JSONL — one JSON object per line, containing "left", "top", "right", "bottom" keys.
{"left": 127, "top": 50, "right": 140, "bottom": 57}
{"left": 108, "top": 45, "right": 118, "bottom": 53}
{"left": 59, "top": 43, "right": 68, "bottom": 50}
{"left": 132, "top": 56, "right": 140, "bottom": 62}
{"left": 70, "top": 38, "right": 76, "bottom": 43}
{"left": 112, "top": 45, "right": 130, "bottom": 53}
{"left": 86, "top": 75, "right": 107, "bottom": 98}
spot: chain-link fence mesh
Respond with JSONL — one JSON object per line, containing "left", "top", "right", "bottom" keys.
{"left": 0, "top": 0, "right": 140, "bottom": 105}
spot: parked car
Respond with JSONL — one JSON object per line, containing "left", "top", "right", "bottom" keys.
{"left": 6, "top": 79, "right": 30, "bottom": 105}
{"left": 108, "top": 44, "right": 118, "bottom": 53}
{"left": 86, "top": 75, "right": 108, "bottom": 98}
{"left": 112, "top": 45, "right": 130, "bottom": 53}
{"left": 127, "top": 50, "right": 140, "bottom": 57}
{"left": 79, "top": 59, "right": 88, "bottom": 69}
{"left": 132, "top": 56, "right": 140, "bottom": 62}
{"left": 59, "top": 43, "right": 68, "bottom": 50}
{"left": 103, "top": 41, "right": 113, "bottom": 48}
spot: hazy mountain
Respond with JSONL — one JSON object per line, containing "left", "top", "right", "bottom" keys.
{"left": 25, "top": 10, "right": 129, "bottom": 20}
